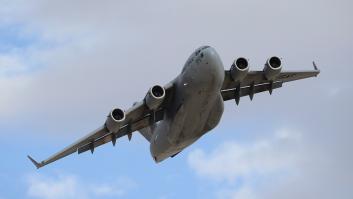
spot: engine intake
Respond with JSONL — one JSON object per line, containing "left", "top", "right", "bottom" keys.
{"left": 230, "top": 57, "right": 249, "bottom": 82}
{"left": 105, "top": 108, "right": 125, "bottom": 133}
{"left": 264, "top": 56, "right": 282, "bottom": 80}
{"left": 145, "top": 85, "right": 165, "bottom": 110}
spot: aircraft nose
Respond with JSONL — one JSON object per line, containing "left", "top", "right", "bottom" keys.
{"left": 199, "top": 46, "right": 225, "bottom": 86}
{"left": 194, "top": 46, "right": 210, "bottom": 56}
{"left": 201, "top": 46, "right": 215, "bottom": 59}
{"left": 200, "top": 47, "right": 224, "bottom": 70}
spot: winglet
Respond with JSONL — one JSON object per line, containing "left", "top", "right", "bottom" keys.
{"left": 27, "top": 155, "right": 42, "bottom": 169}
{"left": 312, "top": 61, "right": 320, "bottom": 77}
{"left": 313, "top": 61, "right": 319, "bottom": 71}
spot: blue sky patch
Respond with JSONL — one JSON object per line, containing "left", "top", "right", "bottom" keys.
{"left": 0, "top": 23, "right": 40, "bottom": 53}
{"left": 0, "top": 23, "right": 47, "bottom": 77}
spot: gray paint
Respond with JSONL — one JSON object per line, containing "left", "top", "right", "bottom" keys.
{"left": 150, "top": 46, "right": 225, "bottom": 162}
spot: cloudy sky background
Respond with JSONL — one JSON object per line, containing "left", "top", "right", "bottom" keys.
{"left": 0, "top": 0, "right": 352, "bottom": 198}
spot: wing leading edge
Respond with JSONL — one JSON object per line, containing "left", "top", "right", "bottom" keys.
{"left": 28, "top": 83, "right": 174, "bottom": 169}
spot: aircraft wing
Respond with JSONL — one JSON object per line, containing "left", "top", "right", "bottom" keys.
{"left": 27, "top": 83, "right": 174, "bottom": 169}
{"left": 221, "top": 62, "right": 320, "bottom": 103}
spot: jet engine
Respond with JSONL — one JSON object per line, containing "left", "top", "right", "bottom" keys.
{"left": 105, "top": 108, "right": 125, "bottom": 133}
{"left": 230, "top": 57, "right": 249, "bottom": 82}
{"left": 264, "top": 56, "right": 282, "bottom": 80}
{"left": 145, "top": 85, "right": 166, "bottom": 110}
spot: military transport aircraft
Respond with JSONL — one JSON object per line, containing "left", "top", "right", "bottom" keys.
{"left": 28, "top": 46, "right": 320, "bottom": 169}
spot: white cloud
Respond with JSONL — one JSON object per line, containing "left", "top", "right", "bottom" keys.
{"left": 217, "top": 186, "right": 257, "bottom": 199}
{"left": 0, "top": 54, "right": 26, "bottom": 75}
{"left": 188, "top": 129, "right": 304, "bottom": 198}
{"left": 27, "top": 174, "right": 86, "bottom": 199}
{"left": 0, "top": 73, "right": 32, "bottom": 118}
{"left": 26, "top": 173, "right": 135, "bottom": 199}
{"left": 92, "top": 184, "right": 124, "bottom": 197}
{"left": 188, "top": 122, "right": 353, "bottom": 199}
{"left": 188, "top": 129, "right": 301, "bottom": 182}
{"left": 0, "top": 54, "right": 32, "bottom": 115}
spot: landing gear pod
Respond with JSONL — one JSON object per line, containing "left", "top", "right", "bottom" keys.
{"left": 145, "top": 85, "right": 166, "bottom": 110}
{"left": 105, "top": 108, "right": 125, "bottom": 133}
{"left": 264, "top": 56, "right": 282, "bottom": 80}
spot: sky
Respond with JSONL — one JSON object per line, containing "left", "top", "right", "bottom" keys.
{"left": 0, "top": 0, "right": 352, "bottom": 198}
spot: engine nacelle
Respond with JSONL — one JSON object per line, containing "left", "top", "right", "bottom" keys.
{"left": 264, "top": 56, "right": 282, "bottom": 80}
{"left": 105, "top": 108, "right": 125, "bottom": 133}
{"left": 230, "top": 57, "right": 249, "bottom": 82}
{"left": 145, "top": 85, "right": 165, "bottom": 110}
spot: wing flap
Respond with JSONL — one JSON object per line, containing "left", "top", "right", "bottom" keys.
{"left": 221, "top": 81, "right": 283, "bottom": 101}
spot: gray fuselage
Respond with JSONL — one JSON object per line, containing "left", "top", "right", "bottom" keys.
{"left": 150, "top": 46, "right": 225, "bottom": 162}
